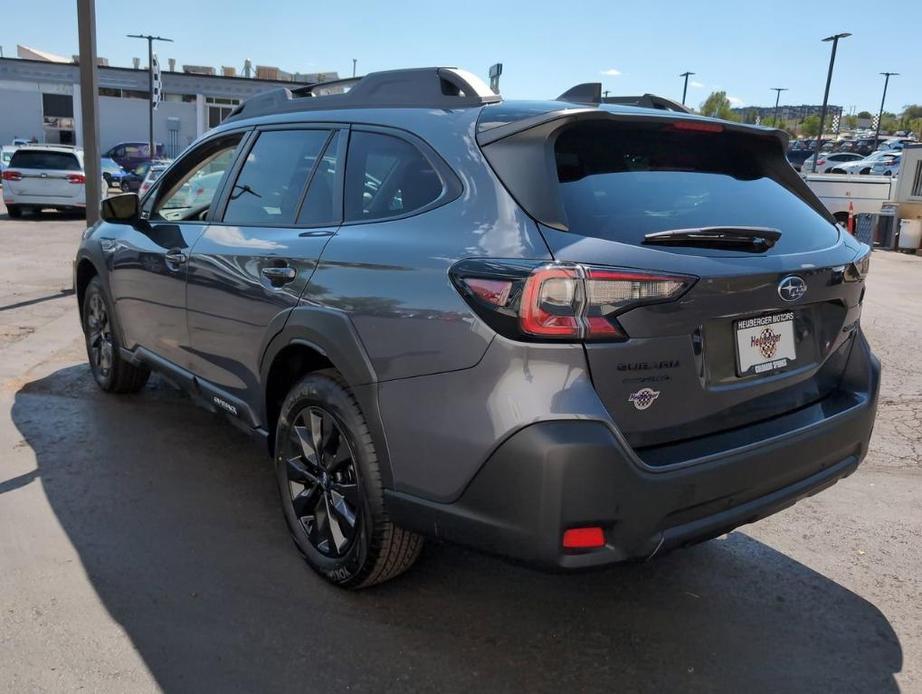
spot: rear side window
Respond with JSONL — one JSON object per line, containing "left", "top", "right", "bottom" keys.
{"left": 223, "top": 129, "right": 330, "bottom": 226}
{"left": 9, "top": 150, "right": 80, "bottom": 171}
{"left": 553, "top": 122, "right": 839, "bottom": 252}
{"left": 344, "top": 132, "right": 444, "bottom": 222}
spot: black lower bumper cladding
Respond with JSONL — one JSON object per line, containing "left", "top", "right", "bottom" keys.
{"left": 386, "top": 332, "right": 881, "bottom": 570}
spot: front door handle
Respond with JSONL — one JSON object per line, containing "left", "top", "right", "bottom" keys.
{"left": 261, "top": 266, "right": 297, "bottom": 286}
{"left": 165, "top": 249, "right": 187, "bottom": 266}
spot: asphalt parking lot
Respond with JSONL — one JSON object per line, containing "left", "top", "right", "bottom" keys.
{"left": 0, "top": 200, "right": 919, "bottom": 693}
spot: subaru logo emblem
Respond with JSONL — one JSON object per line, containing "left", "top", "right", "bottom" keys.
{"left": 778, "top": 275, "right": 807, "bottom": 302}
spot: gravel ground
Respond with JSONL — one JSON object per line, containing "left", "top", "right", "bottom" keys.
{"left": 0, "top": 200, "right": 919, "bottom": 693}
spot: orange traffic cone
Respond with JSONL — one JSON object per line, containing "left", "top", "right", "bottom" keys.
{"left": 847, "top": 201, "right": 855, "bottom": 234}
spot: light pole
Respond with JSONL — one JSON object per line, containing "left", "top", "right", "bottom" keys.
{"left": 679, "top": 71, "right": 694, "bottom": 106}
{"left": 76, "top": 0, "right": 100, "bottom": 225}
{"left": 352, "top": 58, "right": 357, "bottom": 78}
{"left": 126, "top": 33, "right": 172, "bottom": 164}
{"left": 811, "top": 32, "right": 850, "bottom": 173}
{"left": 874, "top": 72, "right": 898, "bottom": 148}
{"left": 771, "top": 87, "right": 788, "bottom": 128}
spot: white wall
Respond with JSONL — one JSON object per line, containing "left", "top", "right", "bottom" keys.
{"left": 0, "top": 87, "right": 44, "bottom": 144}
{"left": 97, "top": 96, "right": 197, "bottom": 156}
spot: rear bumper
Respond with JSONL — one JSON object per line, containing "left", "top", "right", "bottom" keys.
{"left": 3, "top": 192, "right": 85, "bottom": 208}
{"left": 386, "top": 332, "right": 880, "bottom": 569}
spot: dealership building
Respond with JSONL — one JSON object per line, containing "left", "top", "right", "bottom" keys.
{"left": 0, "top": 47, "right": 336, "bottom": 158}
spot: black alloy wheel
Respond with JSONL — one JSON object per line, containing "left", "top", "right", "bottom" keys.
{"left": 282, "top": 405, "right": 360, "bottom": 557}
{"left": 81, "top": 276, "right": 149, "bottom": 393}
{"left": 85, "top": 292, "right": 114, "bottom": 382}
{"left": 274, "top": 370, "right": 422, "bottom": 588}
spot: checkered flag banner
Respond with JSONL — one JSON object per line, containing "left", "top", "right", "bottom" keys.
{"left": 151, "top": 53, "right": 162, "bottom": 110}
{"left": 831, "top": 114, "right": 840, "bottom": 131}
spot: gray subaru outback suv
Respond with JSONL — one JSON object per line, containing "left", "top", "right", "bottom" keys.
{"left": 74, "top": 67, "right": 879, "bottom": 588}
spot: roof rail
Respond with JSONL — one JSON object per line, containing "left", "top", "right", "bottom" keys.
{"left": 226, "top": 67, "right": 500, "bottom": 122}
{"left": 602, "top": 94, "right": 691, "bottom": 114}
{"left": 556, "top": 82, "right": 692, "bottom": 113}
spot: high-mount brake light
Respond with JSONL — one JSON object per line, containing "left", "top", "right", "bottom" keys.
{"left": 671, "top": 120, "right": 724, "bottom": 133}
{"left": 451, "top": 260, "right": 695, "bottom": 342}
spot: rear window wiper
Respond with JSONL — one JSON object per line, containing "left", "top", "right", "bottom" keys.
{"left": 643, "top": 226, "right": 781, "bottom": 252}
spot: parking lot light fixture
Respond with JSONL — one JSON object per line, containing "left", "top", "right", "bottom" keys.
{"left": 811, "top": 32, "right": 850, "bottom": 173}
{"left": 874, "top": 72, "right": 898, "bottom": 149}
{"left": 126, "top": 34, "right": 173, "bottom": 166}
{"left": 771, "top": 87, "right": 788, "bottom": 128}
{"left": 679, "top": 71, "right": 694, "bottom": 106}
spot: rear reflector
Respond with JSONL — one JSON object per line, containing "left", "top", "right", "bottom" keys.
{"left": 671, "top": 120, "right": 724, "bottom": 133}
{"left": 1, "top": 170, "right": 22, "bottom": 182}
{"left": 562, "top": 527, "right": 605, "bottom": 549}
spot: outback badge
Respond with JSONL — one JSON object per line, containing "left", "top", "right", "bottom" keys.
{"left": 628, "top": 387, "right": 660, "bottom": 411}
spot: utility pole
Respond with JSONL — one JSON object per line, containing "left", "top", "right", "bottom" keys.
{"left": 679, "top": 71, "right": 694, "bottom": 106}
{"left": 770, "top": 87, "right": 788, "bottom": 128}
{"left": 126, "top": 33, "right": 172, "bottom": 164}
{"left": 874, "top": 72, "right": 898, "bottom": 148}
{"left": 352, "top": 58, "right": 357, "bottom": 78}
{"left": 811, "top": 32, "right": 850, "bottom": 173}
{"left": 76, "top": 0, "right": 101, "bottom": 225}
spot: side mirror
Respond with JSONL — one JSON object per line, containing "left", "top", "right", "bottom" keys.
{"left": 100, "top": 193, "right": 140, "bottom": 223}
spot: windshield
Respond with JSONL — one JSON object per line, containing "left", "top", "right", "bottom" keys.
{"left": 554, "top": 122, "right": 839, "bottom": 253}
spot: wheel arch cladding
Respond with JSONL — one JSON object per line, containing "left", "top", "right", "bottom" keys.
{"left": 75, "top": 257, "right": 99, "bottom": 320}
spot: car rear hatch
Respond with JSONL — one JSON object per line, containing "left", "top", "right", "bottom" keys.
{"left": 478, "top": 107, "right": 870, "bottom": 457}
{"left": 4, "top": 149, "right": 83, "bottom": 199}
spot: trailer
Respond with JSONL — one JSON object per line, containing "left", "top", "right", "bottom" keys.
{"left": 802, "top": 173, "right": 895, "bottom": 224}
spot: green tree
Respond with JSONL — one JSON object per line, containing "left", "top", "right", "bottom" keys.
{"left": 900, "top": 105, "right": 922, "bottom": 129}
{"left": 844, "top": 114, "right": 858, "bottom": 129}
{"left": 801, "top": 115, "right": 821, "bottom": 137}
{"left": 857, "top": 110, "right": 873, "bottom": 120}
{"left": 700, "top": 91, "right": 736, "bottom": 120}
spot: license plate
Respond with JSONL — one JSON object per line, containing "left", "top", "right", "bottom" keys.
{"left": 735, "top": 312, "right": 796, "bottom": 376}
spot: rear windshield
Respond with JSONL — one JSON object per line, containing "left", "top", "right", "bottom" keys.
{"left": 9, "top": 150, "right": 80, "bottom": 171}
{"left": 554, "top": 122, "right": 838, "bottom": 252}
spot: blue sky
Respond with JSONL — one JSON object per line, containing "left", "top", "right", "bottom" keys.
{"left": 2, "top": 0, "right": 919, "bottom": 113}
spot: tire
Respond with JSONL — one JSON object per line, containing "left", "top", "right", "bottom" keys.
{"left": 6, "top": 204, "right": 22, "bottom": 218}
{"left": 103, "top": 173, "right": 112, "bottom": 187}
{"left": 275, "top": 369, "right": 422, "bottom": 588}
{"left": 81, "top": 276, "right": 150, "bottom": 393}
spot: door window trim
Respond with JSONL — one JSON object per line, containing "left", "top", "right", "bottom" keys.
{"left": 144, "top": 127, "right": 254, "bottom": 225}
{"left": 209, "top": 123, "right": 346, "bottom": 230}
{"left": 340, "top": 124, "right": 463, "bottom": 227}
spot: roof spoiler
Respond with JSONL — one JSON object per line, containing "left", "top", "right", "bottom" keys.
{"left": 556, "top": 82, "right": 602, "bottom": 105}
{"left": 227, "top": 67, "right": 501, "bottom": 121}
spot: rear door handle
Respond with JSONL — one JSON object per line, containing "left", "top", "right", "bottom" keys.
{"left": 165, "top": 249, "right": 187, "bottom": 266}
{"left": 261, "top": 266, "right": 297, "bottom": 286}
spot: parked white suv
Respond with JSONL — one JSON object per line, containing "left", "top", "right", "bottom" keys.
{"left": 1, "top": 145, "right": 102, "bottom": 218}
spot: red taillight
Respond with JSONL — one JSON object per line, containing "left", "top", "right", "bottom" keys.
{"left": 452, "top": 260, "right": 694, "bottom": 342}
{"left": 563, "top": 527, "right": 605, "bottom": 549}
{"left": 463, "top": 277, "right": 512, "bottom": 306}
{"left": 520, "top": 266, "right": 582, "bottom": 337}
{"left": 2, "top": 170, "right": 22, "bottom": 182}
{"left": 671, "top": 120, "right": 724, "bottom": 133}
{"left": 520, "top": 265, "right": 689, "bottom": 339}
{"left": 67, "top": 173, "right": 86, "bottom": 184}
{"left": 817, "top": 159, "right": 826, "bottom": 166}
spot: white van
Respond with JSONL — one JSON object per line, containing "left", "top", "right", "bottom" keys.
{"left": 1, "top": 145, "right": 102, "bottom": 218}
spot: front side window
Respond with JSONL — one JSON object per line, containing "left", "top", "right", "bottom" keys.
{"left": 222, "top": 129, "right": 331, "bottom": 226}
{"left": 152, "top": 135, "right": 243, "bottom": 222}
{"left": 344, "top": 132, "right": 444, "bottom": 223}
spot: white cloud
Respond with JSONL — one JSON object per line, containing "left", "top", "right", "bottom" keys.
{"left": 690, "top": 81, "right": 704, "bottom": 88}
{"left": 599, "top": 68, "right": 621, "bottom": 76}
{"left": 727, "top": 95, "right": 744, "bottom": 107}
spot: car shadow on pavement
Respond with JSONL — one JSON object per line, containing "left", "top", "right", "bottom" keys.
{"left": 11, "top": 365, "right": 903, "bottom": 693}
